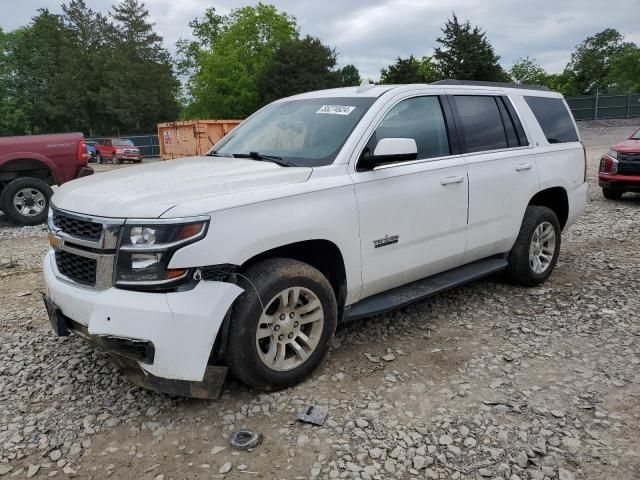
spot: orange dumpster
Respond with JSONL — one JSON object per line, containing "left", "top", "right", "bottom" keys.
{"left": 157, "top": 119, "right": 242, "bottom": 160}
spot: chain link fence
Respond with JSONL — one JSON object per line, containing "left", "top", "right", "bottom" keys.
{"left": 567, "top": 94, "right": 640, "bottom": 121}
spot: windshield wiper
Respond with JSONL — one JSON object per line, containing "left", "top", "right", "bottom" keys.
{"left": 232, "top": 152, "right": 292, "bottom": 167}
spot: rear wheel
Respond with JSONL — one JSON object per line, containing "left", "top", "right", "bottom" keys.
{"left": 602, "top": 188, "right": 623, "bottom": 200}
{"left": 0, "top": 177, "right": 53, "bottom": 225}
{"left": 506, "top": 206, "right": 561, "bottom": 287}
{"left": 226, "top": 258, "right": 337, "bottom": 391}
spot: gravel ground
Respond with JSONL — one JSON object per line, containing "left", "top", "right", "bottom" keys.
{"left": 1, "top": 122, "right": 639, "bottom": 479}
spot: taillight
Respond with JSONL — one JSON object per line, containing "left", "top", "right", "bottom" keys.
{"left": 599, "top": 156, "right": 618, "bottom": 174}
{"left": 76, "top": 140, "right": 89, "bottom": 163}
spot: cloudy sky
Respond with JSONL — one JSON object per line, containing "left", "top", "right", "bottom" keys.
{"left": 3, "top": 0, "right": 640, "bottom": 80}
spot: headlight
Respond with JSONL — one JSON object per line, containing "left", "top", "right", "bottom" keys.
{"left": 115, "top": 148, "right": 124, "bottom": 154}
{"left": 116, "top": 219, "right": 208, "bottom": 289}
{"left": 607, "top": 150, "right": 618, "bottom": 160}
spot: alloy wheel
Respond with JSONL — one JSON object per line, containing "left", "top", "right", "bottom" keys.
{"left": 255, "top": 286, "right": 324, "bottom": 371}
{"left": 529, "top": 221, "right": 556, "bottom": 274}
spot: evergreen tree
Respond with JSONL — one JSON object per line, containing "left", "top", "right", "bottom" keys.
{"left": 380, "top": 55, "right": 440, "bottom": 84}
{"left": 61, "top": 0, "right": 112, "bottom": 134}
{"left": 99, "top": 0, "right": 179, "bottom": 132}
{"left": 433, "top": 13, "right": 508, "bottom": 82}
{"left": 258, "top": 35, "right": 341, "bottom": 103}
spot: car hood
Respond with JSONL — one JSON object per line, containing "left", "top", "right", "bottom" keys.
{"left": 52, "top": 156, "right": 313, "bottom": 218}
{"left": 612, "top": 139, "right": 640, "bottom": 152}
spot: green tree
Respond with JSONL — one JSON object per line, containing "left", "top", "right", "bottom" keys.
{"left": 606, "top": 43, "right": 640, "bottom": 93}
{"left": 433, "top": 13, "right": 508, "bottom": 82}
{"left": 1, "top": 10, "right": 81, "bottom": 134}
{"left": 180, "top": 4, "right": 298, "bottom": 119}
{"left": 60, "top": 0, "right": 112, "bottom": 134}
{"left": 0, "top": 29, "right": 28, "bottom": 135}
{"left": 258, "top": 35, "right": 341, "bottom": 103}
{"left": 339, "top": 64, "right": 362, "bottom": 87}
{"left": 99, "top": 0, "right": 179, "bottom": 132}
{"left": 510, "top": 57, "right": 548, "bottom": 85}
{"left": 565, "top": 28, "right": 626, "bottom": 95}
{"left": 380, "top": 55, "right": 440, "bottom": 84}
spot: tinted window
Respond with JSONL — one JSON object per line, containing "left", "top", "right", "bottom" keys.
{"left": 524, "top": 96, "right": 578, "bottom": 143}
{"left": 454, "top": 96, "right": 508, "bottom": 153}
{"left": 373, "top": 96, "right": 449, "bottom": 160}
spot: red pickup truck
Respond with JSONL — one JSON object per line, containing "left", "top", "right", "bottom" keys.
{"left": 0, "top": 132, "right": 92, "bottom": 225}
{"left": 95, "top": 138, "right": 142, "bottom": 164}
{"left": 599, "top": 128, "right": 640, "bottom": 199}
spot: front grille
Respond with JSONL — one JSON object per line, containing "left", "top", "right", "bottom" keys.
{"left": 123, "top": 149, "right": 137, "bottom": 155}
{"left": 53, "top": 211, "right": 103, "bottom": 241}
{"left": 55, "top": 250, "right": 97, "bottom": 286}
{"left": 618, "top": 162, "right": 640, "bottom": 175}
{"left": 619, "top": 152, "right": 640, "bottom": 162}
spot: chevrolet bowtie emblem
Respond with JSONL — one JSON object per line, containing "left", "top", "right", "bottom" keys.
{"left": 48, "top": 232, "right": 64, "bottom": 250}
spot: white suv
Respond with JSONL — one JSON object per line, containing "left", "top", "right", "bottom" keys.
{"left": 43, "top": 81, "right": 587, "bottom": 397}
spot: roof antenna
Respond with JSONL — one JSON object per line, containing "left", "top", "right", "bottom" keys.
{"left": 356, "top": 78, "right": 375, "bottom": 93}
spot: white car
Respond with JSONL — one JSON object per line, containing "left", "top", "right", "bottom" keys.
{"left": 43, "top": 81, "right": 587, "bottom": 397}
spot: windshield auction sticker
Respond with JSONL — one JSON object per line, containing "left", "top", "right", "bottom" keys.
{"left": 316, "top": 105, "right": 356, "bottom": 115}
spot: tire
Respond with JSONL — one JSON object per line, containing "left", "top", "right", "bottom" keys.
{"left": 602, "top": 188, "right": 623, "bottom": 200}
{"left": 506, "top": 206, "right": 561, "bottom": 287}
{"left": 96, "top": 153, "right": 102, "bottom": 164}
{"left": 0, "top": 177, "right": 53, "bottom": 225}
{"left": 226, "top": 258, "right": 337, "bottom": 391}
{"left": 115, "top": 157, "right": 122, "bottom": 165}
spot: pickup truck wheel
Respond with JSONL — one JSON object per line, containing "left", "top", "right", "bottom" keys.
{"left": 602, "top": 188, "right": 623, "bottom": 200}
{"left": 0, "top": 177, "right": 53, "bottom": 225}
{"left": 506, "top": 206, "right": 561, "bottom": 287}
{"left": 226, "top": 258, "right": 337, "bottom": 391}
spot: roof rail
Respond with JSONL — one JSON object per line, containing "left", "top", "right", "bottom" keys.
{"left": 432, "top": 79, "right": 551, "bottom": 92}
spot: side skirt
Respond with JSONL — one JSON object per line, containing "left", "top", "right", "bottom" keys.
{"left": 344, "top": 255, "right": 508, "bottom": 321}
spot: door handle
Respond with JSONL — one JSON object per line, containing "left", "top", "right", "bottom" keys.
{"left": 440, "top": 176, "right": 464, "bottom": 186}
{"left": 515, "top": 163, "right": 533, "bottom": 171}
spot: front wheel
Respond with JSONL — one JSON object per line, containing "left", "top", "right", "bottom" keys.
{"left": 506, "top": 206, "right": 561, "bottom": 287}
{"left": 0, "top": 177, "right": 53, "bottom": 225}
{"left": 226, "top": 258, "right": 337, "bottom": 391}
{"left": 602, "top": 188, "right": 623, "bottom": 200}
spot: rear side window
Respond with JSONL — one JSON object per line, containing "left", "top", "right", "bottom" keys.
{"left": 524, "top": 96, "right": 578, "bottom": 143}
{"left": 453, "top": 96, "right": 508, "bottom": 153}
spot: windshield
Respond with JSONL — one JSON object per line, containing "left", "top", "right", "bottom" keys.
{"left": 113, "top": 139, "right": 134, "bottom": 146}
{"left": 211, "top": 97, "right": 376, "bottom": 167}
{"left": 631, "top": 129, "right": 640, "bottom": 140}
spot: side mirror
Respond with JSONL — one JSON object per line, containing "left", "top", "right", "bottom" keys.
{"left": 359, "top": 138, "right": 418, "bottom": 171}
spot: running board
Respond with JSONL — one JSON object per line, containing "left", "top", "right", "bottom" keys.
{"left": 344, "top": 257, "right": 508, "bottom": 321}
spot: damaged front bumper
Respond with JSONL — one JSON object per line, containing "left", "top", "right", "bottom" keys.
{"left": 43, "top": 251, "right": 243, "bottom": 398}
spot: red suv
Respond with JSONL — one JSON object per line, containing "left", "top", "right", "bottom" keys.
{"left": 599, "top": 128, "right": 640, "bottom": 199}
{"left": 95, "top": 138, "right": 142, "bottom": 164}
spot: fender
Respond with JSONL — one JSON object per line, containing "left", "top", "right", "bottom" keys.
{"left": 169, "top": 185, "right": 364, "bottom": 305}
{"left": 0, "top": 152, "right": 60, "bottom": 184}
